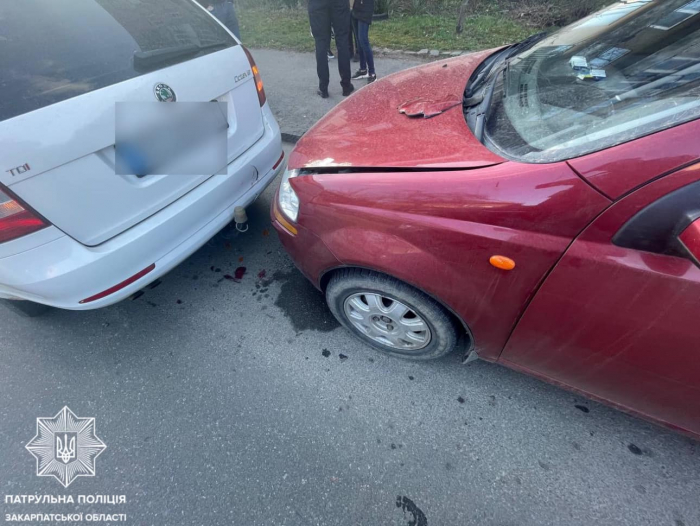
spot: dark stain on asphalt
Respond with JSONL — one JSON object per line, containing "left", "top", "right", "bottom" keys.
{"left": 339, "top": 354, "right": 348, "bottom": 361}
{"left": 408, "top": 376, "right": 415, "bottom": 380}
{"left": 322, "top": 349, "right": 331, "bottom": 358}
{"left": 273, "top": 270, "right": 339, "bottom": 333}
{"left": 628, "top": 443, "right": 643, "bottom": 455}
{"left": 457, "top": 396, "right": 466, "bottom": 404}
{"left": 488, "top": 395, "right": 497, "bottom": 406}
{"left": 223, "top": 267, "right": 247, "bottom": 282}
{"left": 538, "top": 460, "right": 550, "bottom": 471}
{"left": 396, "top": 496, "right": 428, "bottom": 526}
{"left": 575, "top": 404, "right": 590, "bottom": 413}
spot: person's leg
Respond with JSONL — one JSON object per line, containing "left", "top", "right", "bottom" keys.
{"left": 329, "top": 0, "right": 353, "bottom": 92}
{"left": 308, "top": 0, "right": 332, "bottom": 93}
{"left": 357, "top": 21, "right": 375, "bottom": 76}
{"left": 352, "top": 17, "right": 360, "bottom": 61}
{"left": 227, "top": 2, "right": 241, "bottom": 40}
{"left": 348, "top": 15, "right": 355, "bottom": 58}
{"left": 328, "top": 26, "right": 336, "bottom": 59}
{"left": 352, "top": 17, "right": 367, "bottom": 75}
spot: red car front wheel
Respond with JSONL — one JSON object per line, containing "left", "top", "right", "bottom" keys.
{"left": 326, "top": 269, "right": 460, "bottom": 360}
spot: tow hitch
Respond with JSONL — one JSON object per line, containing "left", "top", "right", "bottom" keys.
{"left": 234, "top": 206, "right": 249, "bottom": 233}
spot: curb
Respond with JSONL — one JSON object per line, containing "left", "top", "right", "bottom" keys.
{"left": 377, "top": 48, "right": 467, "bottom": 58}
{"left": 281, "top": 132, "right": 302, "bottom": 144}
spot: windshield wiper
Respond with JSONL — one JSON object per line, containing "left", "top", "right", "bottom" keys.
{"left": 464, "top": 53, "right": 503, "bottom": 100}
{"left": 503, "top": 31, "right": 548, "bottom": 61}
{"left": 472, "top": 67, "right": 504, "bottom": 142}
{"left": 464, "top": 31, "right": 548, "bottom": 103}
{"left": 134, "top": 42, "right": 230, "bottom": 72}
{"left": 464, "top": 61, "right": 506, "bottom": 109}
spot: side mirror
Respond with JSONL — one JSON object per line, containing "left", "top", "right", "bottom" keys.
{"left": 679, "top": 218, "right": 700, "bottom": 265}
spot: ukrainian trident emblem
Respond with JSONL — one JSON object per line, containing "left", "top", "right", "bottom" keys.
{"left": 55, "top": 433, "right": 77, "bottom": 463}
{"left": 26, "top": 407, "right": 106, "bottom": 487}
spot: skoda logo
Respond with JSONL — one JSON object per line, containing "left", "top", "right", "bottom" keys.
{"left": 154, "top": 83, "right": 176, "bottom": 102}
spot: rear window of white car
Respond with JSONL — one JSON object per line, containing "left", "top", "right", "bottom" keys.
{"left": 0, "top": 0, "right": 236, "bottom": 122}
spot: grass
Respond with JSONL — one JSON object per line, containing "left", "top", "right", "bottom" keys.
{"left": 238, "top": 7, "right": 538, "bottom": 53}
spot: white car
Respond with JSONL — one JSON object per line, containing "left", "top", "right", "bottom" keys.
{"left": 0, "top": 0, "right": 284, "bottom": 314}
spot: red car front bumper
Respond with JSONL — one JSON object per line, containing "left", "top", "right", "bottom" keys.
{"left": 271, "top": 197, "right": 341, "bottom": 290}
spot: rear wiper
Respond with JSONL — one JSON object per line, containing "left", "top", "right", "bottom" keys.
{"left": 133, "top": 42, "right": 229, "bottom": 72}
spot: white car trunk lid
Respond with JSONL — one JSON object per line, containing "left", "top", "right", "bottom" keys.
{"left": 0, "top": 46, "right": 263, "bottom": 246}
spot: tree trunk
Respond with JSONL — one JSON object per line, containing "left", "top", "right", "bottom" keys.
{"left": 456, "top": 0, "right": 470, "bottom": 34}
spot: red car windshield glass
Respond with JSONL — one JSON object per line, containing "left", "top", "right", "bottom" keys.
{"left": 481, "top": 0, "right": 700, "bottom": 163}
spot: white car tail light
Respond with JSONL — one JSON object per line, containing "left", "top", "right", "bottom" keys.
{"left": 243, "top": 47, "right": 267, "bottom": 107}
{"left": 0, "top": 187, "right": 48, "bottom": 243}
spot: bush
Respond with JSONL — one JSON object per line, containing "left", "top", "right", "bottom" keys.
{"left": 237, "top": 0, "right": 611, "bottom": 27}
{"left": 505, "top": 0, "right": 609, "bottom": 27}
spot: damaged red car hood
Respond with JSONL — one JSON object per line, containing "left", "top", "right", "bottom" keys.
{"left": 289, "top": 50, "right": 506, "bottom": 170}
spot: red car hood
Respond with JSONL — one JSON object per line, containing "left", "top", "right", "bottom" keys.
{"left": 289, "top": 50, "right": 506, "bottom": 170}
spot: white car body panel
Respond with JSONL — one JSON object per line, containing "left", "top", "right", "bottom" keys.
{"left": 0, "top": 105, "right": 283, "bottom": 309}
{"left": 0, "top": 0, "right": 283, "bottom": 309}
{"left": 2, "top": 45, "right": 265, "bottom": 247}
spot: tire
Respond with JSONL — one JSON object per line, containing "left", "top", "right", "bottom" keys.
{"left": 326, "top": 269, "right": 460, "bottom": 360}
{"left": 1, "top": 299, "right": 50, "bottom": 317}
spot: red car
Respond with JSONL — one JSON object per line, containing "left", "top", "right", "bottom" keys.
{"left": 273, "top": 0, "right": 700, "bottom": 439}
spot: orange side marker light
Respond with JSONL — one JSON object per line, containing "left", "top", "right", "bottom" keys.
{"left": 490, "top": 255, "right": 516, "bottom": 271}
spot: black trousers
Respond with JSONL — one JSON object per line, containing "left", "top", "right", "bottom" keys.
{"left": 308, "top": 0, "right": 352, "bottom": 90}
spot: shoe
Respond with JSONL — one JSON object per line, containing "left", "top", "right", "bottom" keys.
{"left": 352, "top": 69, "right": 369, "bottom": 80}
{"left": 367, "top": 74, "right": 377, "bottom": 84}
{"left": 317, "top": 89, "right": 329, "bottom": 99}
{"left": 342, "top": 84, "right": 355, "bottom": 97}
{"left": 327, "top": 51, "right": 336, "bottom": 60}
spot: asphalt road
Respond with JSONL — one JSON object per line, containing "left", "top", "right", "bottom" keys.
{"left": 1, "top": 141, "right": 699, "bottom": 526}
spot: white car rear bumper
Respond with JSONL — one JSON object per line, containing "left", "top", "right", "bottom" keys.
{"left": 0, "top": 105, "right": 283, "bottom": 309}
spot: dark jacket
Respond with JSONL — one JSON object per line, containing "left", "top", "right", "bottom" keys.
{"left": 352, "top": 0, "right": 374, "bottom": 25}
